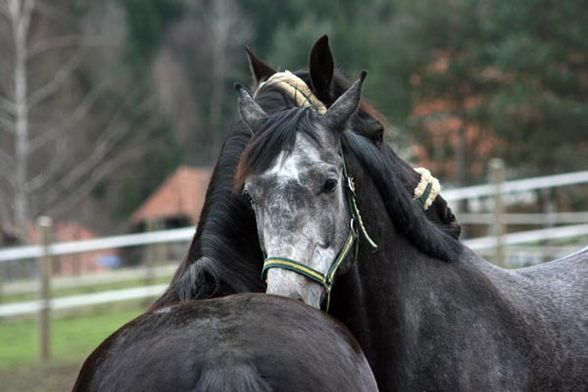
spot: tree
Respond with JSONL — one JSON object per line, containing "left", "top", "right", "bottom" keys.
{"left": 149, "top": 0, "right": 252, "bottom": 165}
{"left": 0, "top": 0, "right": 166, "bottom": 242}
{"left": 397, "top": 0, "right": 588, "bottom": 182}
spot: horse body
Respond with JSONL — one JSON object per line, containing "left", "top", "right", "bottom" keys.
{"left": 150, "top": 36, "right": 587, "bottom": 391}
{"left": 73, "top": 294, "right": 378, "bottom": 392}
{"left": 320, "top": 138, "right": 588, "bottom": 391}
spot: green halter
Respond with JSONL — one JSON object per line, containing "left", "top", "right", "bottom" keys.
{"left": 262, "top": 150, "right": 378, "bottom": 310}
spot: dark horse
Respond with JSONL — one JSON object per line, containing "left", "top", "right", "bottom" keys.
{"left": 73, "top": 294, "right": 378, "bottom": 391}
{"left": 151, "top": 36, "right": 587, "bottom": 391}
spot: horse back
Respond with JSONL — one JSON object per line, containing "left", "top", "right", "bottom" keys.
{"left": 73, "top": 294, "right": 378, "bottom": 392}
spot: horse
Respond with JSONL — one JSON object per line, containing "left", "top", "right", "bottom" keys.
{"left": 149, "top": 34, "right": 588, "bottom": 391}
{"left": 151, "top": 35, "right": 460, "bottom": 309}
{"left": 230, "top": 67, "right": 588, "bottom": 391}
{"left": 72, "top": 293, "right": 378, "bottom": 392}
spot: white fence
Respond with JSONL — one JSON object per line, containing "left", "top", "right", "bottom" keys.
{"left": 0, "top": 167, "right": 587, "bottom": 319}
{"left": 442, "top": 170, "right": 588, "bottom": 201}
{"left": 0, "top": 226, "right": 196, "bottom": 263}
{"left": 0, "top": 223, "right": 587, "bottom": 319}
{"left": 1, "top": 169, "right": 587, "bottom": 264}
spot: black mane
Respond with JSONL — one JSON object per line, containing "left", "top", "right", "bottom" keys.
{"left": 235, "top": 106, "right": 322, "bottom": 190}
{"left": 340, "top": 131, "right": 462, "bottom": 261}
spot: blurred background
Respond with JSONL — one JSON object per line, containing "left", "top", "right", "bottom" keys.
{"left": 0, "top": 0, "right": 586, "bottom": 390}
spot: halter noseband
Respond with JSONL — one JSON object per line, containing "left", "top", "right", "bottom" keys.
{"left": 262, "top": 150, "right": 378, "bottom": 310}
{"left": 255, "top": 71, "right": 438, "bottom": 310}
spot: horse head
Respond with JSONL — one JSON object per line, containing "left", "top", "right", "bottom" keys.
{"left": 235, "top": 74, "right": 367, "bottom": 308}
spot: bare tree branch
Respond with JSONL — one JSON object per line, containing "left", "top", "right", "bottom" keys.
{"left": 0, "top": 95, "right": 15, "bottom": 115}
{"left": 0, "top": 195, "right": 13, "bottom": 225}
{"left": 46, "top": 143, "right": 153, "bottom": 218}
{"left": 0, "top": 3, "right": 9, "bottom": 19}
{"left": 25, "top": 134, "right": 66, "bottom": 192}
{"left": 8, "top": 0, "right": 36, "bottom": 36}
{"left": 0, "top": 184, "right": 14, "bottom": 217}
{"left": 0, "top": 113, "right": 13, "bottom": 131}
{"left": 28, "top": 80, "right": 108, "bottom": 153}
{"left": 34, "top": 0, "right": 75, "bottom": 25}
{"left": 28, "top": 34, "right": 114, "bottom": 59}
{"left": 58, "top": 121, "right": 131, "bottom": 190}
{"left": 0, "top": 170, "right": 15, "bottom": 188}
{"left": 34, "top": 89, "right": 150, "bottom": 197}
{"left": 0, "top": 147, "right": 14, "bottom": 168}
{"left": 27, "top": 50, "right": 83, "bottom": 110}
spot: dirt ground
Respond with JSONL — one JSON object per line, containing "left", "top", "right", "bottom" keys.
{"left": 0, "top": 361, "right": 82, "bottom": 392}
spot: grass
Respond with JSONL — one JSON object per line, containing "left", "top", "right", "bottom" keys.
{"left": 0, "top": 304, "right": 145, "bottom": 368}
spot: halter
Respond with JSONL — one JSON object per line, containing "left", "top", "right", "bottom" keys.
{"left": 257, "top": 71, "right": 377, "bottom": 310}
{"left": 255, "top": 71, "right": 439, "bottom": 310}
{"left": 262, "top": 148, "right": 378, "bottom": 310}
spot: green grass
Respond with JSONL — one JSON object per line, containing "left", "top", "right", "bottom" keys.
{"left": 0, "top": 304, "right": 145, "bottom": 368}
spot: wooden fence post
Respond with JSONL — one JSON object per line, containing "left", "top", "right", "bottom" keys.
{"left": 37, "top": 216, "right": 53, "bottom": 362}
{"left": 489, "top": 159, "right": 506, "bottom": 267}
{"left": 145, "top": 220, "right": 156, "bottom": 287}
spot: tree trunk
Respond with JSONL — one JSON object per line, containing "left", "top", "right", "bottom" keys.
{"left": 10, "top": 0, "right": 34, "bottom": 243}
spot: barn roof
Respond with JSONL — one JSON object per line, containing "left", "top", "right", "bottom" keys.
{"left": 131, "top": 166, "right": 211, "bottom": 225}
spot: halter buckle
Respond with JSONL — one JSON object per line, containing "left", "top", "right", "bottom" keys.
{"left": 350, "top": 217, "right": 358, "bottom": 237}
{"left": 347, "top": 176, "right": 356, "bottom": 194}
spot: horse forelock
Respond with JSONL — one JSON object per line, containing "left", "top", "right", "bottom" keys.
{"left": 234, "top": 106, "right": 322, "bottom": 191}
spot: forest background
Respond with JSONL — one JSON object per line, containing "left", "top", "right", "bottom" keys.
{"left": 0, "top": 0, "right": 586, "bottom": 240}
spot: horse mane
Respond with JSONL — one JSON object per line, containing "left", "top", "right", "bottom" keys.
{"left": 340, "top": 131, "right": 463, "bottom": 261}
{"left": 234, "top": 107, "right": 321, "bottom": 190}
{"left": 151, "top": 126, "right": 264, "bottom": 309}
{"left": 151, "top": 70, "right": 460, "bottom": 309}
{"left": 234, "top": 98, "right": 462, "bottom": 262}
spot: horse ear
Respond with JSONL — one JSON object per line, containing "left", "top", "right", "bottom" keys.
{"left": 322, "top": 71, "right": 367, "bottom": 131}
{"left": 309, "top": 35, "right": 334, "bottom": 101}
{"left": 235, "top": 83, "right": 268, "bottom": 132}
{"left": 245, "top": 46, "right": 276, "bottom": 86}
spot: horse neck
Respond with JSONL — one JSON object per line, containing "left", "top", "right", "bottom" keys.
{"left": 328, "top": 160, "right": 521, "bottom": 389}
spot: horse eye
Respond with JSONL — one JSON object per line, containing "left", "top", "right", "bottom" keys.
{"left": 243, "top": 189, "right": 254, "bottom": 205}
{"left": 323, "top": 179, "right": 338, "bottom": 193}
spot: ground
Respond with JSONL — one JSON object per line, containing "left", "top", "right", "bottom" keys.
{"left": 0, "top": 303, "right": 145, "bottom": 391}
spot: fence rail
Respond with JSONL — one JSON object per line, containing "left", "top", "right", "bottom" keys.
{"left": 0, "top": 226, "right": 196, "bottom": 263}
{"left": 1, "top": 169, "right": 587, "bottom": 264}
{"left": 462, "top": 223, "right": 588, "bottom": 250}
{"left": 457, "top": 211, "right": 588, "bottom": 225}
{"left": 1, "top": 165, "right": 588, "bottom": 355}
{"left": 1, "top": 223, "right": 586, "bottom": 318}
{"left": 2, "top": 264, "right": 177, "bottom": 295}
{"left": 443, "top": 170, "right": 588, "bottom": 201}
{"left": 0, "top": 284, "right": 168, "bottom": 317}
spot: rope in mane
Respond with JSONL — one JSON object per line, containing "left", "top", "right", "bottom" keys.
{"left": 255, "top": 70, "right": 442, "bottom": 211}
{"left": 413, "top": 167, "right": 441, "bottom": 210}
{"left": 255, "top": 71, "right": 327, "bottom": 114}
